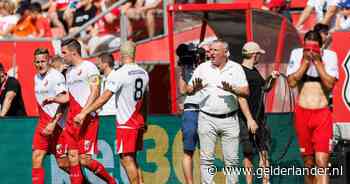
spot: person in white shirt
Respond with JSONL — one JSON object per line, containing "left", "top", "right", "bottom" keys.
{"left": 31, "top": 47, "right": 70, "bottom": 184}
{"left": 74, "top": 41, "right": 149, "bottom": 184}
{"left": 330, "top": 0, "right": 350, "bottom": 32}
{"left": 287, "top": 30, "right": 338, "bottom": 184}
{"left": 0, "top": 0, "right": 19, "bottom": 37}
{"left": 60, "top": 38, "right": 116, "bottom": 184}
{"left": 295, "top": 0, "right": 340, "bottom": 30}
{"left": 187, "top": 39, "right": 249, "bottom": 184}
{"left": 96, "top": 53, "right": 118, "bottom": 116}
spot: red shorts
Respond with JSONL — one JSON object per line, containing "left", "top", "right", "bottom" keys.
{"left": 294, "top": 104, "right": 333, "bottom": 156}
{"left": 32, "top": 125, "right": 67, "bottom": 158}
{"left": 116, "top": 127, "right": 143, "bottom": 154}
{"left": 64, "top": 115, "right": 99, "bottom": 155}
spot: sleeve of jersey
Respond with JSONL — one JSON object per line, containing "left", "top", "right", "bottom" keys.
{"left": 54, "top": 73, "right": 67, "bottom": 95}
{"left": 86, "top": 62, "right": 100, "bottom": 78}
{"left": 324, "top": 52, "right": 339, "bottom": 79}
{"left": 105, "top": 71, "right": 122, "bottom": 93}
{"left": 286, "top": 50, "right": 301, "bottom": 76}
{"left": 232, "top": 65, "right": 248, "bottom": 87}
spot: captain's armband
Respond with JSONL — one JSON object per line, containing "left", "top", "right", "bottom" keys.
{"left": 88, "top": 74, "right": 101, "bottom": 86}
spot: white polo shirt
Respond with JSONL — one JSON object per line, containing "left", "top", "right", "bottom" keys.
{"left": 286, "top": 48, "right": 339, "bottom": 79}
{"left": 190, "top": 60, "right": 248, "bottom": 114}
{"left": 307, "top": 0, "right": 339, "bottom": 22}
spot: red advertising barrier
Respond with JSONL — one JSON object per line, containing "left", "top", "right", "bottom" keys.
{"left": 332, "top": 32, "right": 350, "bottom": 123}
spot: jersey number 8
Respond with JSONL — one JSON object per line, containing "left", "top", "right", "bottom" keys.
{"left": 134, "top": 78, "right": 143, "bottom": 101}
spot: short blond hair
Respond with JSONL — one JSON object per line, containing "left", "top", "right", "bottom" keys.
{"left": 120, "top": 41, "right": 136, "bottom": 58}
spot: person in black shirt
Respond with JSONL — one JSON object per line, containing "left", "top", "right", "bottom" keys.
{"left": 0, "top": 63, "right": 26, "bottom": 116}
{"left": 238, "top": 42, "right": 279, "bottom": 184}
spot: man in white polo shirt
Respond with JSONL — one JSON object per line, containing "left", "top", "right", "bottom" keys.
{"left": 187, "top": 39, "right": 249, "bottom": 184}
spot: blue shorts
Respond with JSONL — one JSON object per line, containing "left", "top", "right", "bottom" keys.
{"left": 181, "top": 110, "right": 199, "bottom": 152}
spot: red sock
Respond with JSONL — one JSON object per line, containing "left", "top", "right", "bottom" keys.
{"left": 69, "top": 165, "right": 84, "bottom": 184}
{"left": 86, "top": 160, "right": 116, "bottom": 184}
{"left": 32, "top": 168, "right": 45, "bottom": 184}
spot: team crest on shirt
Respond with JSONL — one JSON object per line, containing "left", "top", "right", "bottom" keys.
{"left": 84, "top": 140, "right": 91, "bottom": 151}
{"left": 343, "top": 50, "right": 350, "bottom": 111}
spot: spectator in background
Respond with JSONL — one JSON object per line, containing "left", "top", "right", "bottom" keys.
{"left": 126, "top": 0, "right": 162, "bottom": 38}
{"left": 295, "top": 0, "right": 340, "bottom": 31}
{"left": 30, "top": 2, "right": 52, "bottom": 37}
{"left": 88, "top": 0, "right": 121, "bottom": 55}
{"left": 68, "top": 0, "right": 97, "bottom": 35}
{"left": 0, "top": 0, "right": 19, "bottom": 38}
{"left": 96, "top": 53, "right": 117, "bottom": 116}
{"left": 11, "top": 1, "right": 37, "bottom": 37}
{"left": 263, "top": 0, "right": 292, "bottom": 22}
{"left": 330, "top": 0, "right": 350, "bottom": 32}
{"left": 47, "top": 0, "right": 75, "bottom": 35}
{"left": 0, "top": 63, "right": 26, "bottom": 116}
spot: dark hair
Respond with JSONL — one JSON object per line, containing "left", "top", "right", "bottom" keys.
{"left": 61, "top": 39, "right": 82, "bottom": 56}
{"left": 0, "top": 63, "right": 4, "bottom": 72}
{"left": 304, "top": 30, "right": 323, "bottom": 47}
{"left": 98, "top": 53, "right": 115, "bottom": 68}
{"left": 29, "top": 2, "right": 42, "bottom": 13}
{"left": 34, "top": 47, "right": 49, "bottom": 56}
{"left": 313, "top": 23, "right": 329, "bottom": 33}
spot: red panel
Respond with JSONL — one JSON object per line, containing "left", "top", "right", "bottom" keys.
{"left": 266, "top": 18, "right": 287, "bottom": 112}
{"left": 332, "top": 32, "right": 350, "bottom": 123}
{"left": 245, "top": 9, "right": 253, "bottom": 41}
{"left": 0, "top": 42, "right": 15, "bottom": 71}
{"left": 168, "top": 9, "right": 177, "bottom": 113}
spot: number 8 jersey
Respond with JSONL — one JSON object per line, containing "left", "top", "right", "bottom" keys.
{"left": 105, "top": 63, "right": 149, "bottom": 129}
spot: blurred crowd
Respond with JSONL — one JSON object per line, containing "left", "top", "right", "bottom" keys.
{"left": 0, "top": 0, "right": 163, "bottom": 55}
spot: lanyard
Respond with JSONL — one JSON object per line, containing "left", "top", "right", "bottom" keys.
{"left": 0, "top": 75, "right": 9, "bottom": 97}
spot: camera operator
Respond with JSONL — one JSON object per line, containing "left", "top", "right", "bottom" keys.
{"left": 287, "top": 30, "right": 339, "bottom": 184}
{"left": 178, "top": 42, "right": 211, "bottom": 184}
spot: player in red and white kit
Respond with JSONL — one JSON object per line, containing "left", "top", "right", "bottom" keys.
{"left": 74, "top": 41, "right": 149, "bottom": 184}
{"left": 61, "top": 39, "right": 116, "bottom": 184}
{"left": 32, "top": 48, "right": 70, "bottom": 184}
